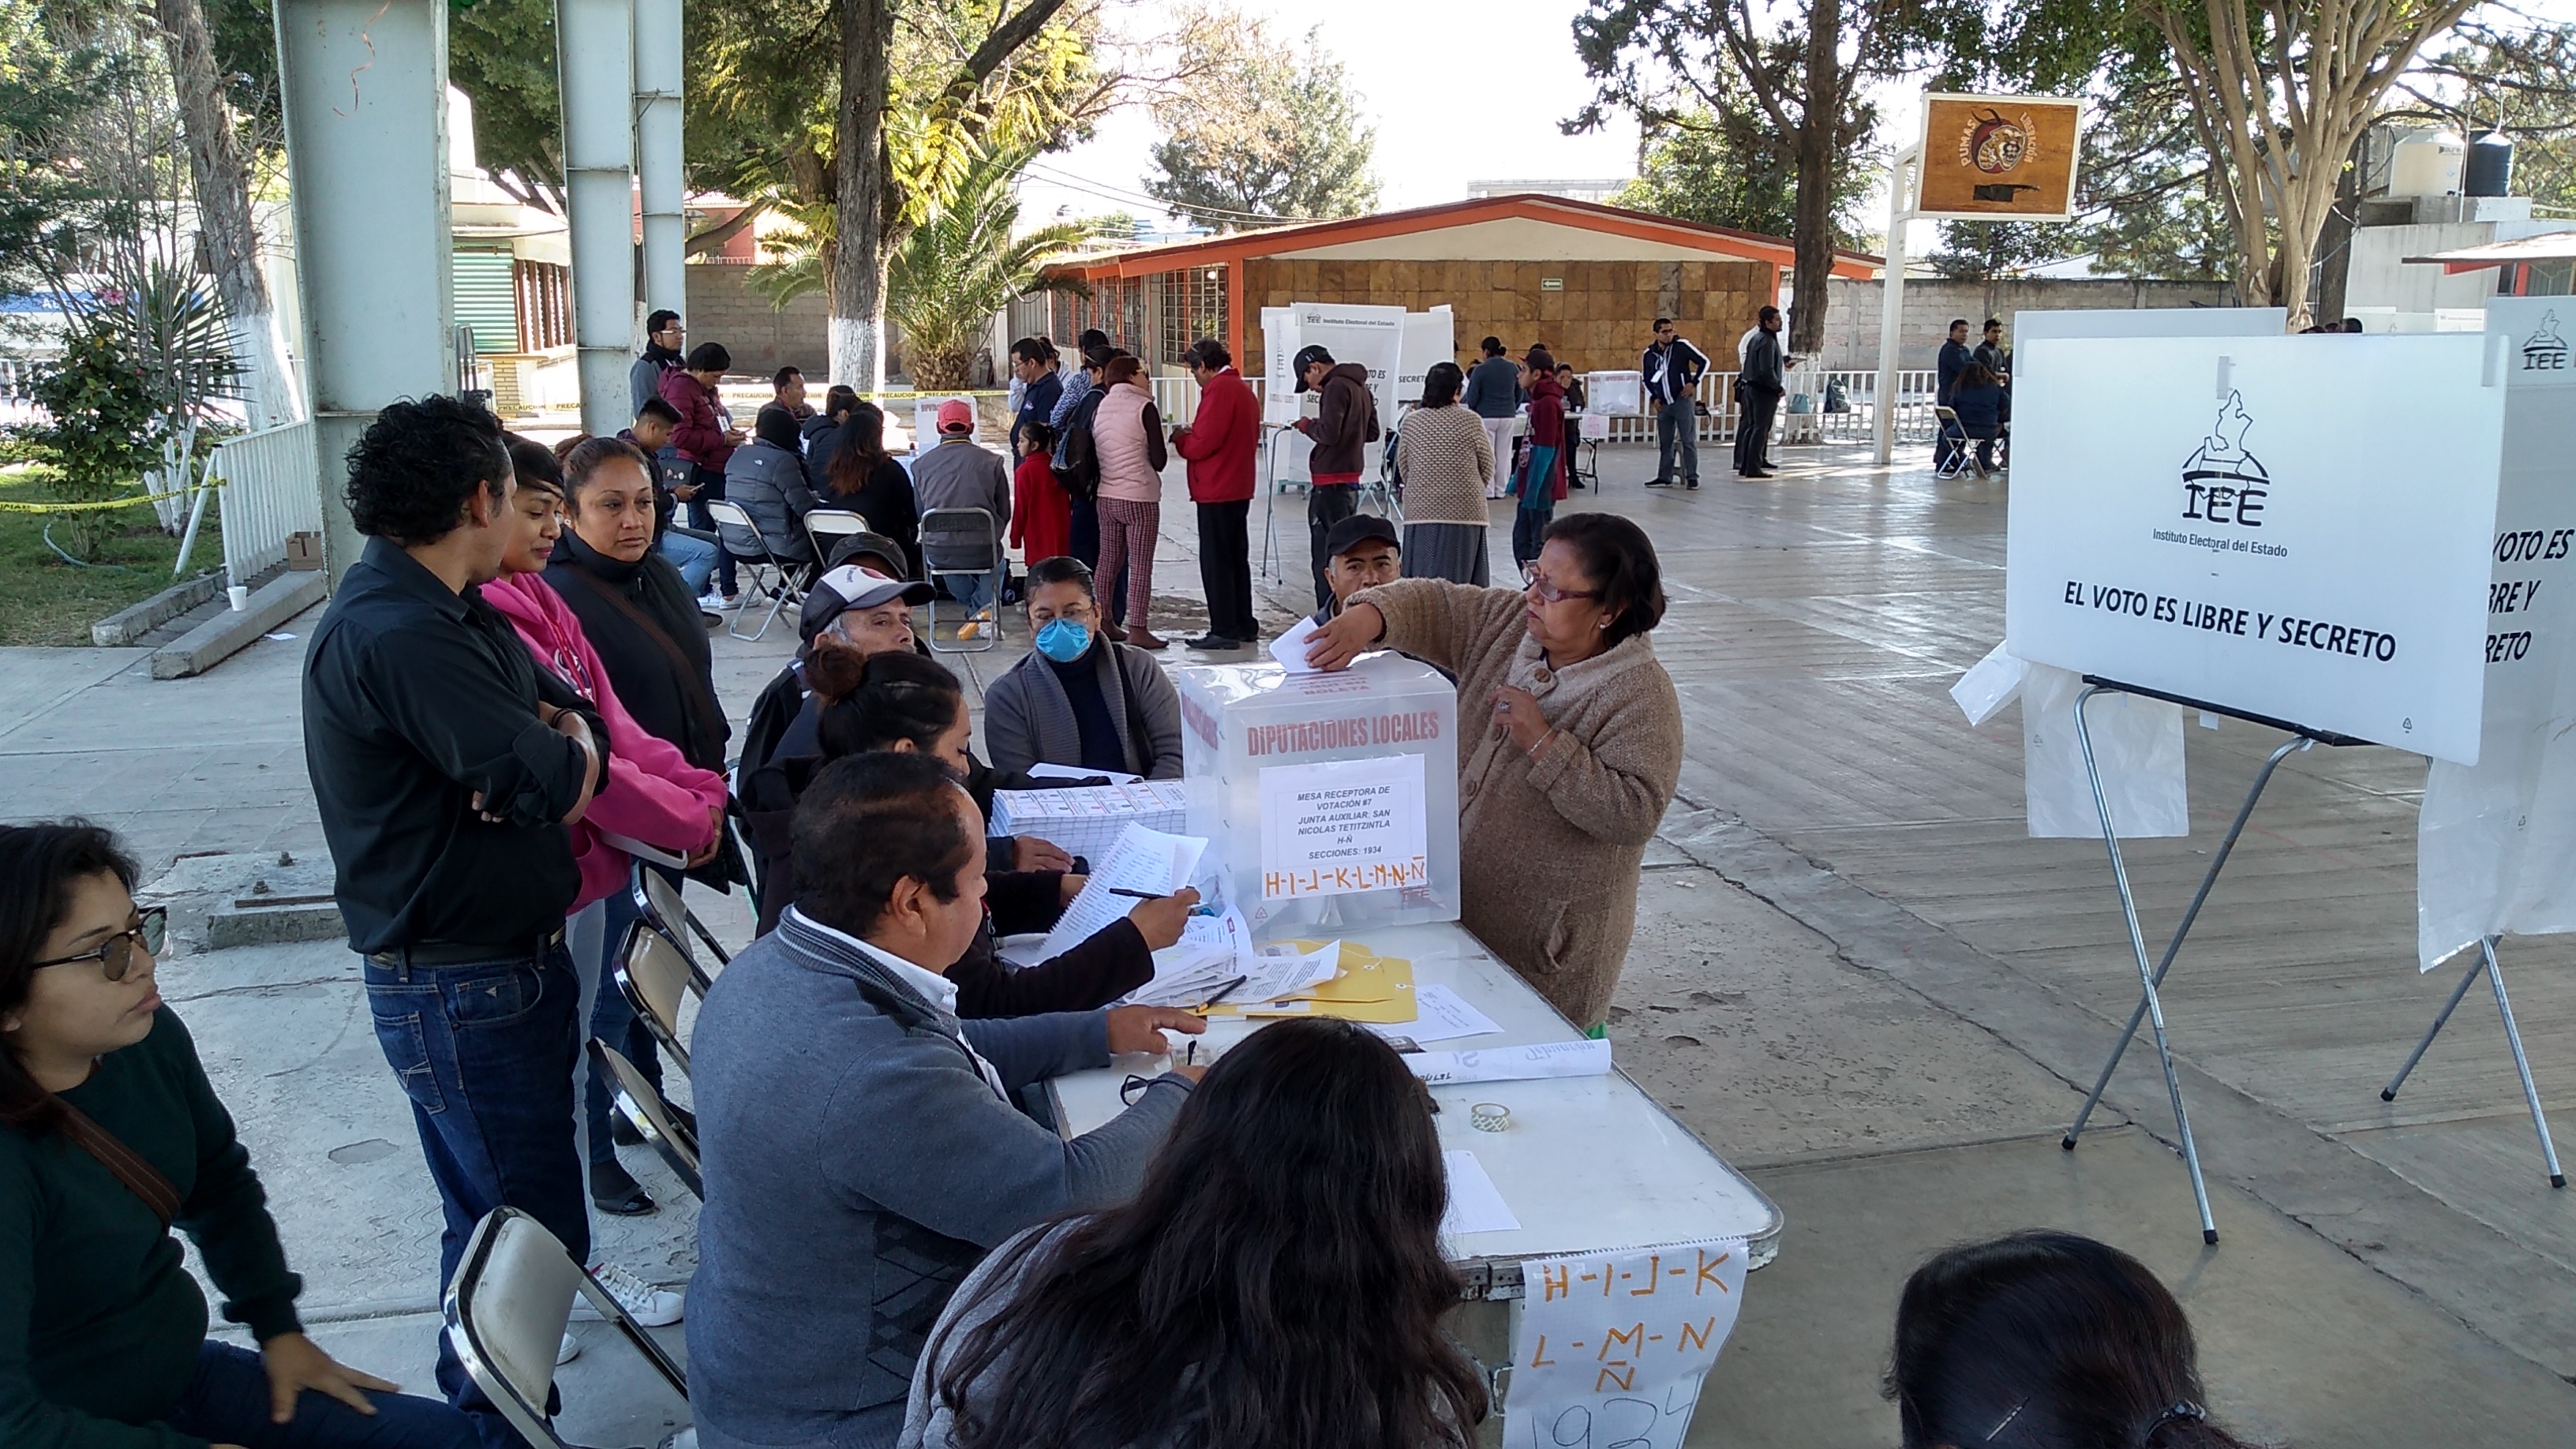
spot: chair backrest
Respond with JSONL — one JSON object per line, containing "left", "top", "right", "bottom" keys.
{"left": 919, "top": 507, "right": 999, "bottom": 575}
{"left": 1934, "top": 406, "right": 1960, "bottom": 423}
{"left": 704, "top": 498, "right": 776, "bottom": 560}
{"left": 590, "top": 1040, "right": 702, "bottom": 1200}
{"left": 803, "top": 507, "right": 871, "bottom": 541}
{"left": 447, "top": 1208, "right": 687, "bottom": 1449}
{"left": 631, "top": 865, "right": 721, "bottom": 981}
{"left": 616, "top": 921, "right": 698, "bottom": 1071}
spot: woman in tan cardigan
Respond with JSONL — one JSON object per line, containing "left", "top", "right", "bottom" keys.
{"left": 1392, "top": 361, "right": 1495, "bottom": 585}
{"left": 1305, "top": 513, "right": 1683, "bottom": 1030}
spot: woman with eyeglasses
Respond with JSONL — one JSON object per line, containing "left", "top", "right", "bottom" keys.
{"left": 0, "top": 820, "right": 475, "bottom": 1449}
{"left": 1301, "top": 513, "right": 1683, "bottom": 1032}
{"left": 899, "top": 1017, "right": 1486, "bottom": 1449}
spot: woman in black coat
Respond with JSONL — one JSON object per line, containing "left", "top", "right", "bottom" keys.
{"left": 821, "top": 400, "right": 922, "bottom": 579}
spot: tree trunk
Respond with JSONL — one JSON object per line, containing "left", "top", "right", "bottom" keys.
{"left": 1784, "top": 0, "right": 1839, "bottom": 358}
{"left": 830, "top": 0, "right": 893, "bottom": 389}
{"left": 152, "top": 0, "right": 301, "bottom": 425}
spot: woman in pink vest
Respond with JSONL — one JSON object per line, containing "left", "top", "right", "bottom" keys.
{"left": 1088, "top": 355, "right": 1171, "bottom": 650}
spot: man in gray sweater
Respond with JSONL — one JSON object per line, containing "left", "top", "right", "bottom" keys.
{"left": 687, "top": 752, "right": 1205, "bottom": 1449}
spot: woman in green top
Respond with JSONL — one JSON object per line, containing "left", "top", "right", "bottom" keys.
{"left": 0, "top": 821, "right": 474, "bottom": 1449}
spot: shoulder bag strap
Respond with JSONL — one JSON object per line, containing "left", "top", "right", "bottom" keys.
{"left": 54, "top": 1099, "right": 182, "bottom": 1226}
{"left": 582, "top": 574, "right": 727, "bottom": 763}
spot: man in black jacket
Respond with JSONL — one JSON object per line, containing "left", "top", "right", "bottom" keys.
{"left": 301, "top": 396, "right": 606, "bottom": 1440}
{"left": 1642, "top": 316, "right": 1709, "bottom": 489}
{"left": 1293, "top": 345, "right": 1380, "bottom": 611}
{"left": 1735, "top": 306, "right": 1790, "bottom": 479}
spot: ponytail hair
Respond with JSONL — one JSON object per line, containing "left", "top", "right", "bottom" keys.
{"left": 0, "top": 821, "right": 140, "bottom": 1136}
{"left": 807, "top": 648, "right": 966, "bottom": 760}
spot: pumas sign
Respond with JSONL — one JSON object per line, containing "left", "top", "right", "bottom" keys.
{"left": 2007, "top": 331, "right": 2504, "bottom": 764}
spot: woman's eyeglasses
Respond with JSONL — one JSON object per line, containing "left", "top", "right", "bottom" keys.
{"left": 1526, "top": 574, "right": 1602, "bottom": 606}
{"left": 32, "top": 908, "right": 168, "bottom": 982}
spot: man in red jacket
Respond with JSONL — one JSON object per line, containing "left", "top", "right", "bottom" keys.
{"left": 1170, "top": 338, "right": 1260, "bottom": 650}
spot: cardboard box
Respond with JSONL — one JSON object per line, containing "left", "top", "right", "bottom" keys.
{"left": 284, "top": 532, "right": 324, "bottom": 571}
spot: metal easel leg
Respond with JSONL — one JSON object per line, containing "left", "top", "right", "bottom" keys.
{"left": 2380, "top": 951, "right": 2487, "bottom": 1102}
{"left": 2069, "top": 685, "right": 2221, "bottom": 1243}
{"left": 2483, "top": 938, "right": 2567, "bottom": 1188}
{"left": 2065, "top": 736, "right": 2308, "bottom": 1148}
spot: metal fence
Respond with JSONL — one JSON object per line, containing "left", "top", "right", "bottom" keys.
{"left": 210, "top": 420, "right": 320, "bottom": 587}
{"left": 1586, "top": 368, "right": 1940, "bottom": 447}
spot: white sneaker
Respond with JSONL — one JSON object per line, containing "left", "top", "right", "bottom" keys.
{"left": 557, "top": 1331, "right": 581, "bottom": 1365}
{"left": 575, "top": 1260, "right": 686, "bottom": 1327}
{"left": 695, "top": 590, "right": 731, "bottom": 612}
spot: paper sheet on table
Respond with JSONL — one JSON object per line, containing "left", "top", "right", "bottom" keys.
{"left": 1506, "top": 1238, "right": 1747, "bottom": 1448}
{"left": 1118, "top": 906, "right": 1260, "bottom": 1008}
{"left": 1376, "top": 984, "right": 1503, "bottom": 1043}
{"left": 1039, "top": 823, "right": 1208, "bottom": 961}
{"left": 1269, "top": 613, "right": 1325, "bottom": 673}
{"left": 1203, "top": 940, "right": 1421, "bottom": 1021}
{"left": 1026, "top": 761, "right": 1143, "bottom": 785}
{"left": 1406, "top": 1038, "right": 1611, "bottom": 1087}
{"left": 1440, "top": 1151, "right": 1520, "bottom": 1236}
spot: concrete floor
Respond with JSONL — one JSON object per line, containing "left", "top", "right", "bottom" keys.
{"left": 5, "top": 439, "right": 2573, "bottom": 1446}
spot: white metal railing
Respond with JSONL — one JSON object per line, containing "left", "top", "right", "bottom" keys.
{"left": 1580, "top": 367, "right": 1939, "bottom": 446}
{"left": 211, "top": 419, "right": 320, "bottom": 587}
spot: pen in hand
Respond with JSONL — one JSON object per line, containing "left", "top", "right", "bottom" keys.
{"left": 1110, "top": 886, "right": 1218, "bottom": 916}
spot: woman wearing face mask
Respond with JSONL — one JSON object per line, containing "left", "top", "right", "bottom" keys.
{"left": 0, "top": 820, "right": 477, "bottom": 1449}
{"left": 793, "top": 648, "right": 1194, "bottom": 1015}
{"left": 981, "top": 557, "right": 1185, "bottom": 781}
{"left": 486, "top": 437, "right": 728, "bottom": 1222}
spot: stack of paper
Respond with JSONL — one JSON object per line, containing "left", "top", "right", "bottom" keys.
{"left": 1041, "top": 824, "right": 1208, "bottom": 963}
{"left": 1121, "top": 906, "right": 1258, "bottom": 1009}
{"left": 991, "top": 781, "right": 1189, "bottom": 863}
{"left": 1202, "top": 938, "right": 1420, "bottom": 1024}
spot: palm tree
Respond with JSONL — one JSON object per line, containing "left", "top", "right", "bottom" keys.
{"left": 751, "top": 145, "right": 1091, "bottom": 388}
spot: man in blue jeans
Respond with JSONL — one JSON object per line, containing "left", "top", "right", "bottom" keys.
{"left": 1641, "top": 316, "right": 1709, "bottom": 489}
{"left": 301, "top": 395, "right": 610, "bottom": 1447}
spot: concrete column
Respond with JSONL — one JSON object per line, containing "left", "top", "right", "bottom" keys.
{"left": 557, "top": 0, "right": 635, "bottom": 436}
{"left": 1873, "top": 146, "right": 1918, "bottom": 466}
{"left": 633, "top": 0, "right": 686, "bottom": 326}
{"left": 273, "top": 0, "right": 455, "bottom": 584}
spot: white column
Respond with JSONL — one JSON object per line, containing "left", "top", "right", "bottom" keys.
{"left": 633, "top": 0, "right": 685, "bottom": 324}
{"left": 557, "top": 0, "right": 636, "bottom": 436}
{"left": 1874, "top": 145, "right": 1918, "bottom": 467}
{"left": 273, "top": 0, "right": 454, "bottom": 582}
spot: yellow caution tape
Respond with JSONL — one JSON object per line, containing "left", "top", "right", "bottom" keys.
{"left": 0, "top": 478, "right": 225, "bottom": 514}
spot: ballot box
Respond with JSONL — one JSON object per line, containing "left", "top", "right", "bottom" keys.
{"left": 1176, "top": 655, "right": 1460, "bottom": 934}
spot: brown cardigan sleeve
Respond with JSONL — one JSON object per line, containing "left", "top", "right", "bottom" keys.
{"left": 1522, "top": 662, "right": 1685, "bottom": 847}
{"left": 1348, "top": 578, "right": 1526, "bottom": 680}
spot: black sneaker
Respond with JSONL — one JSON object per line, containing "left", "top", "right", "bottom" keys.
{"left": 1644, "top": 477, "right": 1676, "bottom": 487}
{"left": 1684, "top": 478, "right": 1700, "bottom": 489}
{"left": 590, "top": 1159, "right": 656, "bottom": 1216}
{"left": 1184, "top": 635, "right": 1242, "bottom": 651}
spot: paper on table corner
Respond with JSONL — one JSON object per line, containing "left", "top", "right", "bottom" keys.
{"left": 1439, "top": 1150, "right": 1520, "bottom": 1236}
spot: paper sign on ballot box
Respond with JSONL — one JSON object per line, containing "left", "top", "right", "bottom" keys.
{"left": 1257, "top": 754, "right": 1429, "bottom": 899}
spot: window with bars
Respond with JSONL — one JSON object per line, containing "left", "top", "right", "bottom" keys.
{"left": 1155, "top": 267, "right": 1226, "bottom": 365}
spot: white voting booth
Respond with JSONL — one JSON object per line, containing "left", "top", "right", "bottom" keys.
{"left": 1043, "top": 658, "right": 1778, "bottom": 1443}
{"left": 1988, "top": 313, "right": 2547, "bottom": 1238}
{"left": 1257, "top": 304, "right": 1457, "bottom": 581}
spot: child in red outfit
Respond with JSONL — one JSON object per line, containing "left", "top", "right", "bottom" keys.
{"left": 1012, "top": 421, "right": 1073, "bottom": 564}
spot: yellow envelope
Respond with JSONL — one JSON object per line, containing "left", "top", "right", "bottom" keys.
{"left": 1204, "top": 941, "right": 1417, "bottom": 1023}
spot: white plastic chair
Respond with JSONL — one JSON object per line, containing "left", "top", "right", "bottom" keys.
{"left": 703, "top": 499, "right": 811, "bottom": 642}
{"left": 444, "top": 1208, "right": 688, "bottom": 1449}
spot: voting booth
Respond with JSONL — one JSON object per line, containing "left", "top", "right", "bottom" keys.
{"left": 1176, "top": 655, "right": 1462, "bottom": 934}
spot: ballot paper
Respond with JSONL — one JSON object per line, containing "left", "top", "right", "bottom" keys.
{"left": 1369, "top": 984, "right": 1503, "bottom": 1045}
{"left": 990, "top": 781, "right": 1189, "bottom": 863}
{"left": 1119, "top": 905, "right": 1260, "bottom": 1009}
{"left": 1039, "top": 823, "right": 1208, "bottom": 962}
{"left": 1269, "top": 613, "right": 1326, "bottom": 674}
{"left": 1406, "top": 1039, "right": 1612, "bottom": 1088}
{"left": 1230, "top": 939, "right": 1344, "bottom": 1005}
{"left": 1440, "top": 1150, "right": 1521, "bottom": 1236}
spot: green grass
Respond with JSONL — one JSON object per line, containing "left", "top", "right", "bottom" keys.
{"left": 0, "top": 468, "right": 224, "bottom": 646}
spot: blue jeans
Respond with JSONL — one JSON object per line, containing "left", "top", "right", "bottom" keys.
{"left": 1656, "top": 395, "right": 1698, "bottom": 482}
{"left": 659, "top": 528, "right": 719, "bottom": 596}
{"left": 364, "top": 943, "right": 588, "bottom": 1449}
{"left": 164, "top": 1340, "right": 477, "bottom": 1449}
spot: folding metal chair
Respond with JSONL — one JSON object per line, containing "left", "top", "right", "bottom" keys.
{"left": 589, "top": 1040, "right": 702, "bottom": 1200}
{"left": 1932, "top": 406, "right": 1978, "bottom": 480}
{"left": 919, "top": 506, "right": 1002, "bottom": 653}
{"left": 616, "top": 920, "right": 705, "bottom": 1075}
{"left": 703, "top": 499, "right": 811, "bottom": 642}
{"left": 630, "top": 861, "right": 727, "bottom": 981}
{"left": 801, "top": 507, "right": 872, "bottom": 567}
{"left": 444, "top": 1208, "right": 689, "bottom": 1449}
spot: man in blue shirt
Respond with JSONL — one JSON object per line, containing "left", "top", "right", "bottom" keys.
{"left": 1641, "top": 317, "right": 1709, "bottom": 489}
{"left": 1935, "top": 318, "right": 1975, "bottom": 470}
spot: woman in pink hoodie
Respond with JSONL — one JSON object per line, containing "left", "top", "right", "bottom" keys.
{"left": 491, "top": 437, "right": 726, "bottom": 1222}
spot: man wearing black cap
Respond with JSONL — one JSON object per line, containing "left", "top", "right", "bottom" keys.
{"left": 1314, "top": 514, "right": 1402, "bottom": 626}
{"left": 1294, "top": 344, "right": 1380, "bottom": 612}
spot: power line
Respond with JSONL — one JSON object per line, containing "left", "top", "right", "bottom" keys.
{"left": 1017, "top": 160, "right": 1327, "bottom": 230}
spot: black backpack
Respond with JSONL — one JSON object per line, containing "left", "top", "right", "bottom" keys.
{"left": 1054, "top": 388, "right": 1108, "bottom": 501}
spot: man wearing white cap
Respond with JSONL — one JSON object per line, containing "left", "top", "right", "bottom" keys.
{"left": 909, "top": 398, "right": 1013, "bottom": 635}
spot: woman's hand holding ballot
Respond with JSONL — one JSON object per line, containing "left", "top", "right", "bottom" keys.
{"left": 1302, "top": 601, "right": 1386, "bottom": 672}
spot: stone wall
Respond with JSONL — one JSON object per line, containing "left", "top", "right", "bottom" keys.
{"left": 1816, "top": 277, "right": 2237, "bottom": 372}
{"left": 1241, "top": 257, "right": 1771, "bottom": 376}
{"left": 684, "top": 262, "right": 830, "bottom": 380}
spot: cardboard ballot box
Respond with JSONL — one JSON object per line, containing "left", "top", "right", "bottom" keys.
{"left": 1177, "top": 656, "right": 1461, "bottom": 935}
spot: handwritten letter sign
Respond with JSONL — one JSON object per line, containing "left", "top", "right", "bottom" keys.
{"left": 1508, "top": 1238, "right": 1747, "bottom": 1449}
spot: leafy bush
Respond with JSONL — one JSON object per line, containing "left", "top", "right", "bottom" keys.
{"left": 18, "top": 330, "right": 163, "bottom": 560}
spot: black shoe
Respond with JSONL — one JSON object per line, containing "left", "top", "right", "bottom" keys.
{"left": 590, "top": 1159, "right": 656, "bottom": 1216}
{"left": 1184, "top": 635, "right": 1242, "bottom": 651}
{"left": 1644, "top": 477, "right": 1676, "bottom": 488}
{"left": 1684, "top": 478, "right": 1700, "bottom": 489}
{"left": 1754, "top": 467, "right": 1780, "bottom": 477}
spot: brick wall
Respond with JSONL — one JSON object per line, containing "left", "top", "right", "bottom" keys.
{"left": 1816, "top": 277, "right": 2237, "bottom": 372}
{"left": 683, "top": 263, "right": 830, "bottom": 380}
{"left": 1240, "top": 257, "right": 1771, "bottom": 376}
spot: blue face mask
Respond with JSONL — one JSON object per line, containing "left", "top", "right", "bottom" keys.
{"left": 1035, "top": 618, "right": 1091, "bottom": 663}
